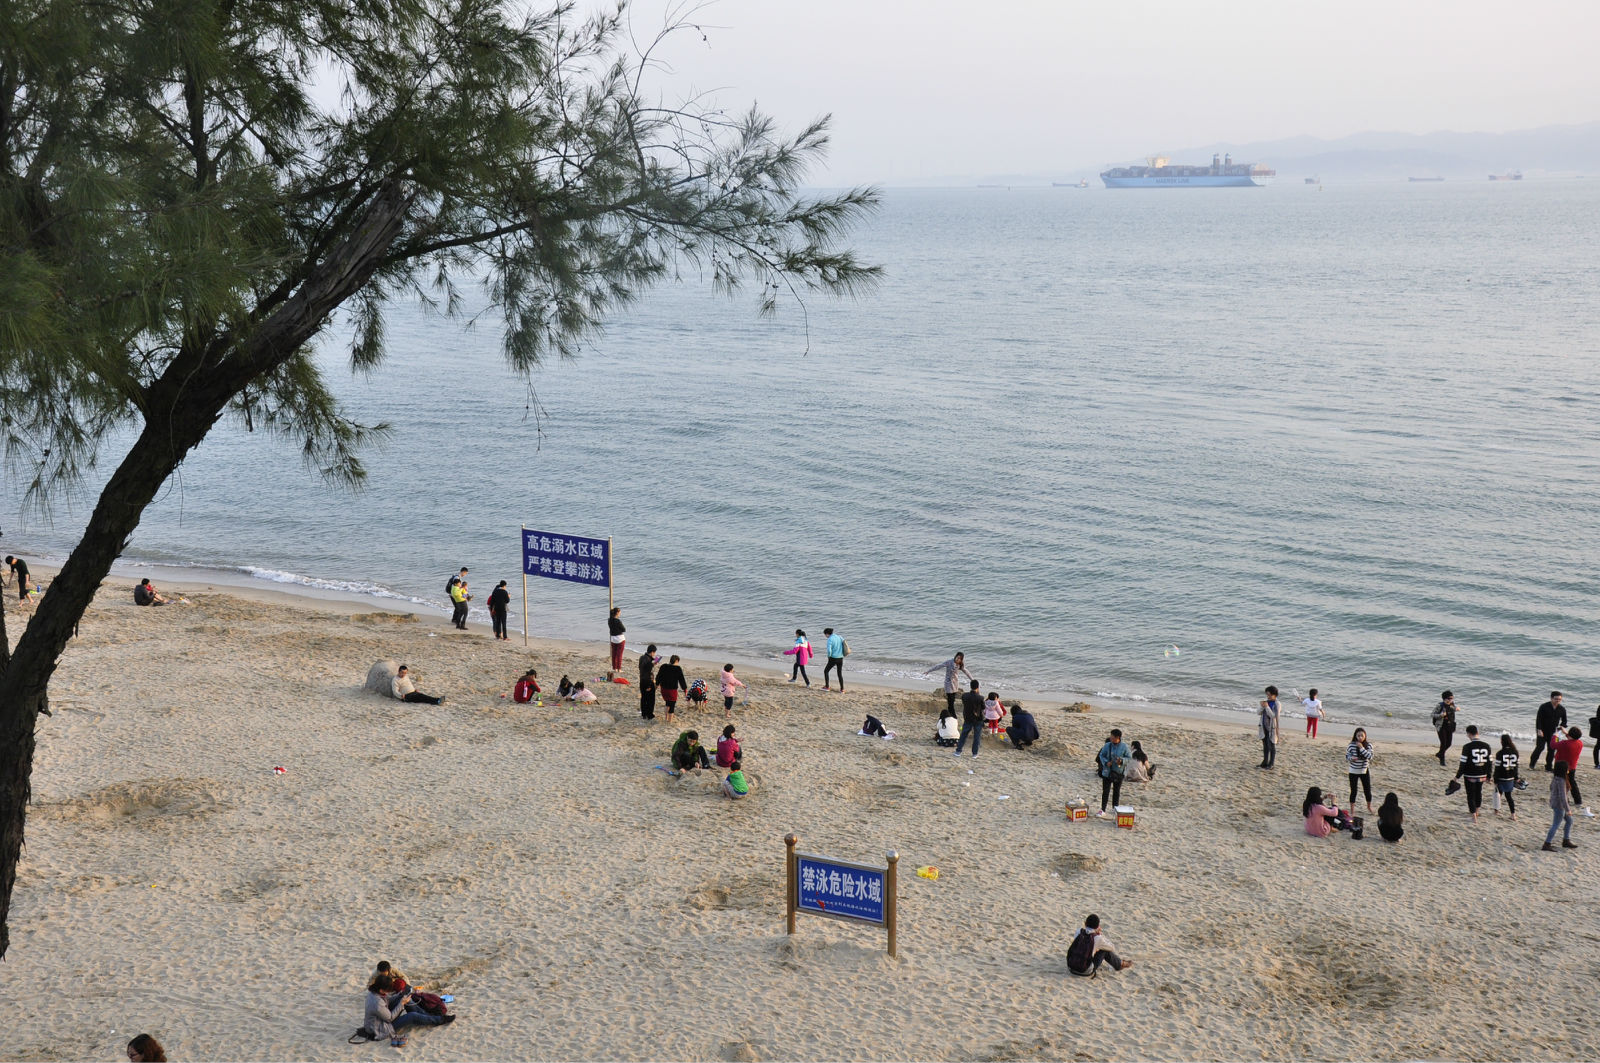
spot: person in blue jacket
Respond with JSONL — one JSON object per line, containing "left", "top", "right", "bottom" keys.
{"left": 823, "top": 628, "right": 847, "bottom": 691}
{"left": 1006, "top": 704, "right": 1039, "bottom": 748}
{"left": 1097, "top": 728, "right": 1131, "bottom": 816}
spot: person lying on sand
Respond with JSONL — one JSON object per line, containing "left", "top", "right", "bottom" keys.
{"left": 672, "top": 730, "right": 712, "bottom": 771}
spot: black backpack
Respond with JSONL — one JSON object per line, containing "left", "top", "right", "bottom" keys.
{"left": 348, "top": 1027, "right": 377, "bottom": 1044}
{"left": 1067, "top": 928, "right": 1095, "bottom": 976}
{"left": 1589, "top": 715, "right": 1600, "bottom": 741}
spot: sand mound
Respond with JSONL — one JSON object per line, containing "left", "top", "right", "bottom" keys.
{"left": 43, "top": 777, "right": 232, "bottom": 826}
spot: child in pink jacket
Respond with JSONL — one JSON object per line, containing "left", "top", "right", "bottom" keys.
{"left": 783, "top": 629, "right": 813, "bottom": 687}
{"left": 720, "top": 664, "right": 746, "bottom": 719}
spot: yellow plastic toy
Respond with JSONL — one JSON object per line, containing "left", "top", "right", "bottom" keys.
{"left": 916, "top": 865, "right": 939, "bottom": 881}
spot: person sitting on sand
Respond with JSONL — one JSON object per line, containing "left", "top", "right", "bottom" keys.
{"left": 936, "top": 705, "right": 961, "bottom": 747}
{"left": 567, "top": 680, "right": 598, "bottom": 703}
{"left": 716, "top": 724, "right": 741, "bottom": 768}
{"left": 1126, "top": 740, "right": 1157, "bottom": 782}
{"left": 1067, "top": 913, "right": 1132, "bottom": 976}
{"left": 672, "top": 730, "right": 712, "bottom": 771}
{"left": 375, "top": 960, "right": 409, "bottom": 992}
{"left": 391, "top": 665, "right": 443, "bottom": 705}
{"left": 133, "top": 578, "right": 168, "bottom": 606}
{"left": 1005, "top": 704, "right": 1039, "bottom": 749}
{"left": 722, "top": 758, "right": 750, "bottom": 799}
{"left": 557, "top": 674, "right": 574, "bottom": 698}
{"left": 126, "top": 1034, "right": 167, "bottom": 1062}
{"left": 513, "top": 670, "right": 541, "bottom": 704}
{"left": 1304, "top": 787, "right": 1342, "bottom": 838}
{"left": 365, "top": 972, "right": 453, "bottom": 1047}
{"left": 1377, "top": 793, "right": 1404, "bottom": 842}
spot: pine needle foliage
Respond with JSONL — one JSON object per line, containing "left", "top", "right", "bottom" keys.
{"left": 0, "top": 0, "right": 878, "bottom": 959}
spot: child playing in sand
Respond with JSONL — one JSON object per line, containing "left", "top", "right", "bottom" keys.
{"left": 513, "top": 670, "right": 540, "bottom": 704}
{"left": 716, "top": 724, "right": 741, "bottom": 768}
{"left": 982, "top": 691, "right": 1006, "bottom": 735}
{"left": 720, "top": 664, "right": 745, "bottom": 719}
{"left": 567, "top": 681, "right": 598, "bottom": 703}
{"left": 672, "top": 730, "right": 712, "bottom": 772}
{"left": 557, "top": 675, "right": 574, "bottom": 698}
{"left": 722, "top": 758, "right": 749, "bottom": 799}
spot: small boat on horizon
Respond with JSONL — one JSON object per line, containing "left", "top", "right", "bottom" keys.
{"left": 1489, "top": 171, "right": 1523, "bottom": 181}
{"left": 1408, "top": 176, "right": 1445, "bottom": 182}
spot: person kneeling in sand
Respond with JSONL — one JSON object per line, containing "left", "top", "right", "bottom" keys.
{"left": 392, "top": 665, "right": 444, "bottom": 705}
{"left": 1006, "top": 704, "right": 1039, "bottom": 749}
{"left": 1067, "top": 914, "right": 1132, "bottom": 976}
{"left": 566, "top": 680, "right": 599, "bottom": 703}
{"left": 513, "top": 670, "right": 541, "bottom": 704}
{"left": 722, "top": 758, "right": 750, "bottom": 799}
{"left": 672, "top": 730, "right": 712, "bottom": 772}
{"left": 133, "top": 578, "right": 168, "bottom": 606}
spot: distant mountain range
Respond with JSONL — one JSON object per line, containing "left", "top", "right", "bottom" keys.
{"left": 941, "top": 121, "right": 1600, "bottom": 186}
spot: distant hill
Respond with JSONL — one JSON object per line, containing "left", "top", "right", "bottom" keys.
{"left": 934, "top": 120, "right": 1600, "bottom": 186}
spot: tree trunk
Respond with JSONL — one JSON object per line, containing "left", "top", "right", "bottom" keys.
{"left": 0, "top": 179, "right": 414, "bottom": 958}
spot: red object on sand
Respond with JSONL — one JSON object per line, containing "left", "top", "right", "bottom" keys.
{"left": 611, "top": 676, "right": 630, "bottom": 685}
{"left": 271, "top": 766, "right": 287, "bottom": 775}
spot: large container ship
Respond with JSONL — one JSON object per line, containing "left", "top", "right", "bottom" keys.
{"left": 1101, "top": 153, "right": 1274, "bottom": 188}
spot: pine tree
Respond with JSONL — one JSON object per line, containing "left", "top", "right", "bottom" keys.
{"left": 0, "top": 0, "right": 878, "bottom": 957}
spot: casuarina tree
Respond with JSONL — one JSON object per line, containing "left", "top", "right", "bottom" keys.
{"left": 0, "top": 0, "right": 878, "bottom": 957}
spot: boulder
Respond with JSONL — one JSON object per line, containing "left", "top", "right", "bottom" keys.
{"left": 366, "top": 659, "right": 400, "bottom": 697}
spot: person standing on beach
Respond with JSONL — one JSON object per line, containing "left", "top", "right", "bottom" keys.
{"left": 1096, "top": 728, "right": 1131, "bottom": 816}
{"left": 1543, "top": 762, "right": 1576, "bottom": 851}
{"left": 1258, "top": 686, "right": 1281, "bottom": 769}
{"left": 924, "top": 653, "right": 973, "bottom": 714}
{"left": 720, "top": 664, "right": 745, "bottom": 719}
{"left": 487, "top": 580, "right": 511, "bottom": 640}
{"left": 1303, "top": 688, "right": 1322, "bottom": 738}
{"left": 954, "top": 679, "right": 985, "bottom": 758}
{"left": 607, "top": 606, "right": 626, "bottom": 680}
{"left": 784, "top": 629, "right": 813, "bottom": 686}
{"left": 1554, "top": 727, "right": 1585, "bottom": 807}
{"left": 656, "top": 654, "right": 687, "bottom": 725}
{"left": 1532, "top": 692, "right": 1567, "bottom": 772}
{"left": 1492, "top": 733, "right": 1520, "bottom": 820}
{"left": 1345, "top": 727, "right": 1375, "bottom": 814}
{"left": 1433, "top": 691, "right": 1457, "bottom": 766}
{"left": 823, "top": 628, "right": 847, "bottom": 692}
{"left": 4, "top": 555, "right": 29, "bottom": 600}
{"left": 448, "top": 571, "right": 470, "bottom": 630}
{"left": 639, "top": 644, "right": 659, "bottom": 720}
{"left": 1455, "top": 725, "right": 1493, "bottom": 822}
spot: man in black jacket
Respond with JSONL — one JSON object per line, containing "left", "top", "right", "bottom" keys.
{"left": 1006, "top": 705, "right": 1040, "bottom": 749}
{"left": 1532, "top": 692, "right": 1567, "bottom": 772}
{"left": 638, "top": 644, "right": 659, "bottom": 720}
{"left": 954, "top": 679, "right": 985, "bottom": 759}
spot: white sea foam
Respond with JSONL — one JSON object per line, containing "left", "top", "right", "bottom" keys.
{"left": 239, "top": 566, "right": 436, "bottom": 608}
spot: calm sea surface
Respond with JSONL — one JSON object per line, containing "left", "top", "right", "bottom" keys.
{"left": 11, "top": 181, "right": 1600, "bottom": 735}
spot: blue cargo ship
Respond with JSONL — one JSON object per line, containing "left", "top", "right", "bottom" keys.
{"left": 1101, "top": 153, "right": 1274, "bottom": 188}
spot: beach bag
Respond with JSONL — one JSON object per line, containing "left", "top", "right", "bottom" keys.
{"left": 1445, "top": 779, "right": 1462, "bottom": 796}
{"left": 412, "top": 991, "right": 449, "bottom": 1017}
{"left": 1349, "top": 816, "right": 1364, "bottom": 841}
{"left": 349, "top": 1028, "right": 378, "bottom": 1044}
{"left": 861, "top": 714, "right": 887, "bottom": 738}
{"left": 1589, "top": 715, "right": 1600, "bottom": 740}
{"left": 842, "top": 641, "right": 851, "bottom": 657}
{"left": 1066, "top": 928, "right": 1095, "bottom": 976}
{"left": 445, "top": 575, "right": 459, "bottom": 595}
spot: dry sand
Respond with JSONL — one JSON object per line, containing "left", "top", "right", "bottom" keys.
{"left": 5, "top": 576, "right": 1598, "bottom": 1061}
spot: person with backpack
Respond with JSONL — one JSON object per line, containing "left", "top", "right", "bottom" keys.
{"left": 1532, "top": 692, "right": 1567, "bottom": 771}
{"left": 487, "top": 580, "right": 511, "bottom": 640}
{"left": 656, "top": 654, "right": 688, "bottom": 725}
{"left": 363, "top": 971, "right": 453, "bottom": 1048}
{"left": 1492, "top": 733, "right": 1520, "bottom": 820}
{"left": 1455, "top": 725, "right": 1493, "bottom": 822}
{"left": 1096, "top": 729, "right": 1130, "bottom": 816}
{"left": 1067, "top": 914, "right": 1132, "bottom": 976}
{"left": 1345, "top": 728, "right": 1375, "bottom": 814}
{"left": 639, "top": 644, "right": 660, "bottom": 721}
{"left": 512, "top": 669, "right": 541, "bottom": 704}
{"left": 1432, "top": 691, "right": 1457, "bottom": 766}
{"left": 823, "top": 627, "right": 849, "bottom": 691}
{"left": 1258, "top": 686, "right": 1281, "bottom": 769}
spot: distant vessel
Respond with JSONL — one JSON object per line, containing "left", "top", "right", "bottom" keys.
{"left": 1408, "top": 176, "right": 1445, "bottom": 182}
{"left": 1100, "top": 153, "right": 1274, "bottom": 188}
{"left": 1489, "top": 171, "right": 1523, "bottom": 181}
{"left": 1051, "top": 179, "right": 1090, "bottom": 188}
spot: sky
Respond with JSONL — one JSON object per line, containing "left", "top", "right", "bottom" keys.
{"left": 612, "top": 0, "right": 1600, "bottom": 184}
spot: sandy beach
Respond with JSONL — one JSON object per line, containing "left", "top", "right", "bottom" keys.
{"left": 6, "top": 572, "right": 1599, "bottom": 1062}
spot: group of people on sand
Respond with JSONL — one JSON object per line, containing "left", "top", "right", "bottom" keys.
{"left": 669, "top": 724, "right": 750, "bottom": 798}
{"left": 1273, "top": 682, "right": 1597, "bottom": 854}
{"left": 1093, "top": 728, "right": 1157, "bottom": 815}
{"left": 360, "top": 960, "right": 457, "bottom": 1048}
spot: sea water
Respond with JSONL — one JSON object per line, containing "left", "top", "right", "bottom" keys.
{"left": 9, "top": 180, "right": 1600, "bottom": 735}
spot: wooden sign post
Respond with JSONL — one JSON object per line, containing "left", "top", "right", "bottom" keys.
{"left": 784, "top": 832, "right": 899, "bottom": 957}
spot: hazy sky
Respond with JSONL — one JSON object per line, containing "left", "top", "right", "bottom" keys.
{"left": 617, "top": 0, "right": 1600, "bottom": 183}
